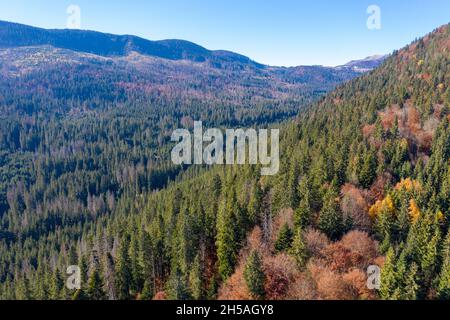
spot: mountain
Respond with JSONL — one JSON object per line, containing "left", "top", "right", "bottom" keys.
{"left": 0, "top": 20, "right": 387, "bottom": 72}
{"left": 0, "top": 20, "right": 374, "bottom": 125}
{"left": 0, "top": 20, "right": 262, "bottom": 67}
{"left": 336, "top": 54, "right": 387, "bottom": 72}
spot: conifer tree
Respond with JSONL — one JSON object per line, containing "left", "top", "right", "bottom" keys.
{"left": 244, "top": 250, "right": 265, "bottom": 300}
{"left": 437, "top": 231, "right": 450, "bottom": 299}
{"left": 216, "top": 192, "right": 238, "bottom": 280}
{"left": 247, "top": 179, "right": 262, "bottom": 225}
{"left": 358, "top": 148, "right": 377, "bottom": 189}
{"left": 87, "top": 268, "right": 106, "bottom": 300}
{"left": 380, "top": 247, "right": 397, "bottom": 300}
{"left": 16, "top": 277, "right": 32, "bottom": 300}
{"left": 189, "top": 254, "right": 203, "bottom": 300}
{"left": 403, "top": 263, "right": 419, "bottom": 300}
{"left": 139, "top": 229, "right": 155, "bottom": 299}
{"left": 115, "top": 238, "right": 132, "bottom": 300}
{"left": 295, "top": 195, "right": 311, "bottom": 229}
{"left": 318, "top": 187, "right": 343, "bottom": 240}
{"left": 129, "top": 231, "right": 143, "bottom": 294}
{"left": 49, "top": 270, "right": 64, "bottom": 300}
{"left": 274, "top": 223, "right": 293, "bottom": 253}
{"left": 290, "top": 228, "right": 309, "bottom": 269}
{"left": 395, "top": 195, "right": 410, "bottom": 243}
{"left": 167, "top": 266, "right": 191, "bottom": 300}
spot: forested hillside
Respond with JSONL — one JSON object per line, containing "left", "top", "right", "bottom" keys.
{"left": 0, "top": 22, "right": 448, "bottom": 300}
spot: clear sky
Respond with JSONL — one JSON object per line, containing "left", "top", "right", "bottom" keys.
{"left": 0, "top": 0, "right": 449, "bottom": 66}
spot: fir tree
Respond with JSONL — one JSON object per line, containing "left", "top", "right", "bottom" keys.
{"left": 115, "top": 238, "right": 132, "bottom": 300}
{"left": 295, "top": 196, "right": 311, "bottom": 229}
{"left": 167, "top": 267, "right": 191, "bottom": 300}
{"left": 437, "top": 231, "right": 450, "bottom": 299}
{"left": 318, "top": 187, "right": 343, "bottom": 240}
{"left": 244, "top": 250, "right": 265, "bottom": 300}
{"left": 189, "top": 254, "right": 203, "bottom": 300}
{"left": 274, "top": 223, "right": 293, "bottom": 253}
{"left": 380, "top": 247, "right": 397, "bottom": 299}
{"left": 87, "top": 268, "right": 106, "bottom": 300}
{"left": 216, "top": 192, "right": 238, "bottom": 280}
{"left": 358, "top": 148, "right": 378, "bottom": 189}
{"left": 290, "top": 228, "right": 309, "bottom": 269}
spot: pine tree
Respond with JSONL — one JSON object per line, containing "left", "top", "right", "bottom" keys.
{"left": 115, "top": 238, "right": 132, "bottom": 300}
{"left": 380, "top": 247, "right": 397, "bottom": 300}
{"left": 274, "top": 223, "right": 293, "bottom": 253}
{"left": 16, "top": 277, "right": 32, "bottom": 300}
{"left": 244, "top": 250, "right": 265, "bottom": 300}
{"left": 374, "top": 117, "right": 385, "bottom": 141}
{"left": 216, "top": 192, "right": 238, "bottom": 280}
{"left": 394, "top": 195, "right": 410, "bottom": 243}
{"left": 403, "top": 263, "right": 419, "bottom": 300}
{"left": 437, "top": 231, "right": 450, "bottom": 299}
{"left": 140, "top": 280, "right": 154, "bottom": 300}
{"left": 189, "top": 254, "right": 203, "bottom": 300}
{"left": 139, "top": 229, "right": 154, "bottom": 299}
{"left": 167, "top": 267, "right": 191, "bottom": 300}
{"left": 318, "top": 187, "right": 343, "bottom": 240}
{"left": 49, "top": 270, "right": 64, "bottom": 300}
{"left": 287, "top": 162, "right": 300, "bottom": 208}
{"left": 358, "top": 148, "right": 377, "bottom": 189}
{"left": 295, "top": 196, "right": 311, "bottom": 229}
{"left": 87, "top": 268, "right": 106, "bottom": 300}
{"left": 421, "top": 227, "right": 440, "bottom": 285}
{"left": 290, "top": 228, "right": 309, "bottom": 269}
{"left": 247, "top": 179, "right": 262, "bottom": 225}
{"left": 129, "top": 231, "right": 143, "bottom": 294}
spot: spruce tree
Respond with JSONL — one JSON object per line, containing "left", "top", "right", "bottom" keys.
{"left": 318, "top": 187, "right": 343, "bottom": 240}
{"left": 87, "top": 268, "right": 106, "bottom": 300}
{"left": 49, "top": 270, "right": 64, "bottom": 300}
{"left": 115, "top": 238, "right": 132, "bottom": 300}
{"left": 274, "top": 223, "right": 293, "bottom": 253}
{"left": 216, "top": 193, "right": 237, "bottom": 281}
{"left": 380, "top": 247, "right": 397, "bottom": 300}
{"left": 244, "top": 251, "right": 265, "bottom": 300}
{"left": 129, "top": 232, "right": 143, "bottom": 294}
{"left": 189, "top": 254, "right": 203, "bottom": 300}
{"left": 403, "top": 263, "right": 419, "bottom": 300}
{"left": 295, "top": 196, "right": 311, "bottom": 229}
{"left": 290, "top": 228, "right": 309, "bottom": 269}
{"left": 358, "top": 148, "right": 377, "bottom": 189}
{"left": 167, "top": 267, "right": 191, "bottom": 300}
{"left": 437, "top": 231, "right": 450, "bottom": 299}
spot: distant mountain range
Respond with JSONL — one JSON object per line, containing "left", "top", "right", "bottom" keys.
{"left": 336, "top": 54, "right": 388, "bottom": 73}
{"left": 0, "top": 20, "right": 385, "bottom": 71}
{"left": 0, "top": 19, "right": 388, "bottom": 126}
{"left": 0, "top": 20, "right": 263, "bottom": 68}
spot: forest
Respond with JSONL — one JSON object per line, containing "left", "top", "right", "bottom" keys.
{"left": 0, "top": 22, "right": 449, "bottom": 300}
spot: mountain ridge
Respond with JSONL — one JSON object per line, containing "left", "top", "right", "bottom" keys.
{"left": 0, "top": 20, "right": 264, "bottom": 67}
{"left": 0, "top": 20, "right": 384, "bottom": 71}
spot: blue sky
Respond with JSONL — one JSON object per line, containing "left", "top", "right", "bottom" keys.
{"left": 0, "top": 0, "right": 449, "bottom": 66}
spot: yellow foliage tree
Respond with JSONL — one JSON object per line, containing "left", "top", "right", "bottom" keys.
{"left": 368, "top": 195, "right": 395, "bottom": 220}
{"left": 395, "top": 178, "right": 421, "bottom": 192}
{"left": 408, "top": 199, "right": 421, "bottom": 224}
